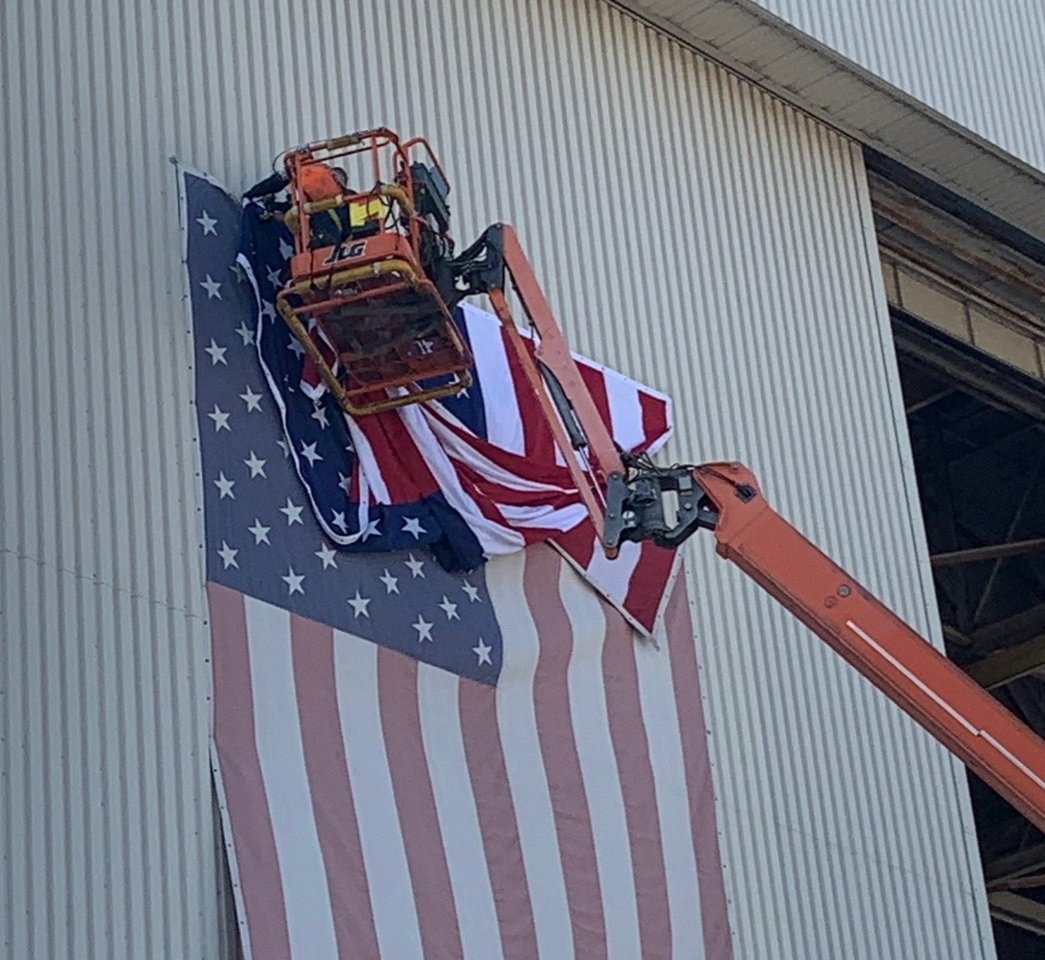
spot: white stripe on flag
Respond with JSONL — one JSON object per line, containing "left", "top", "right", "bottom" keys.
{"left": 633, "top": 624, "right": 706, "bottom": 957}
{"left": 244, "top": 598, "right": 339, "bottom": 959}
{"left": 558, "top": 562, "right": 643, "bottom": 959}
{"left": 497, "top": 501, "right": 589, "bottom": 531}
{"left": 461, "top": 303, "right": 526, "bottom": 455}
{"left": 343, "top": 416, "right": 392, "bottom": 504}
{"left": 332, "top": 630, "right": 425, "bottom": 958}
{"left": 605, "top": 373, "right": 645, "bottom": 455}
{"left": 417, "top": 663, "right": 505, "bottom": 960}
{"left": 584, "top": 539, "right": 643, "bottom": 612}
{"left": 486, "top": 550, "right": 576, "bottom": 959}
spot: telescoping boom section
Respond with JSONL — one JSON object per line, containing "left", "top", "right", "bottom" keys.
{"left": 273, "top": 128, "right": 1045, "bottom": 833}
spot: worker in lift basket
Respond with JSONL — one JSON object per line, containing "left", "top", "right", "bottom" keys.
{"left": 243, "top": 162, "right": 351, "bottom": 249}
{"left": 297, "top": 162, "right": 351, "bottom": 248}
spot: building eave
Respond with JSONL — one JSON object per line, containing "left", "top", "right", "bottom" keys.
{"left": 615, "top": 0, "right": 1045, "bottom": 242}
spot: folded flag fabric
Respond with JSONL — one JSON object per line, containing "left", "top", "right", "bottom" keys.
{"left": 238, "top": 189, "right": 677, "bottom": 636}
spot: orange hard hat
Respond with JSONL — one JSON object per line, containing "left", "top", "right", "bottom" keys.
{"left": 298, "top": 162, "right": 343, "bottom": 201}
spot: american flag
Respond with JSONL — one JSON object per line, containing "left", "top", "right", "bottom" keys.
{"left": 183, "top": 168, "right": 733, "bottom": 959}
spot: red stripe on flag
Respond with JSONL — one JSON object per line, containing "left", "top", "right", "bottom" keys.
{"left": 665, "top": 574, "right": 734, "bottom": 959}
{"left": 354, "top": 413, "right": 441, "bottom": 503}
{"left": 552, "top": 522, "right": 598, "bottom": 571}
{"left": 289, "top": 615, "right": 380, "bottom": 960}
{"left": 637, "top": 391, "right": 669, "bottom": 454}
{"left": 524, "top": 549, "right": 607, "bottom": 955}
{"left": 208, "top": 583, "right": 292, "bottom": 960}
{"left": 622, "top": 544, "right": 677, "bottom": 635}
{"left": 446, "top": 454, "right": 575, "bottom": 511}
{"left": 459, "top": 681, "right": 541, "bottom": 960}
{"left": 444, "top": 462, "right": 523, "bottom": 531}
{"left": 602, "top": 606, "right": 673, "bottom": 957}
{"left": 504, "top": 330, "right": 558, "bottom": 466}
{"left": 377, "top": 648, "right": 465, "bottom": 959}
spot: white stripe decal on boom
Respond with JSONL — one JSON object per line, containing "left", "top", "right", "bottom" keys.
{"left": 845, "top": 620, "right": 1045, "bottom": 791}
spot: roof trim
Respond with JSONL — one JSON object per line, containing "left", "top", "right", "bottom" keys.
{"left": 612, "top": 0, "right": 1045, "bottom": 243}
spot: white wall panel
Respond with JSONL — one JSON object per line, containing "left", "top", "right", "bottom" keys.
{"left": 0, "top": 0, "right": 995, "bottom": 957}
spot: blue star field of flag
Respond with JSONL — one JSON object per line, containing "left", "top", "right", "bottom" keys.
{"left": 183, "top": 170, "right": 501, "bottom": 683}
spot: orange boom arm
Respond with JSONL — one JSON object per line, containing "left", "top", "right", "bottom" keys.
{"left": 687, "top": 462, "right": 1045, "bottom": 833}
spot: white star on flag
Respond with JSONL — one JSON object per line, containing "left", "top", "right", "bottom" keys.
{"left": 299, "top": 442, "right": 322, "bottom": 467}
{"left": 379, "top": 569, "right": 399, "bottom": 594}
{"left": 196, "top": 210, "right": 218, "bottom": 235}
{"left": 248, "top": 519, "right": 271, "bottom": 545}
{"left": 281, "top": 568, "right": 305, "bottom": 595}
{"left": 266, "top": 265, "right": 283, "bottom": 287}
{"left": 199, "top": 274, "right": 222, "bottom": 299}
{"left": 462, "top": 582, "right": 481, "bottom": 602}
{"left": 217, "top": 541, "right": 238, "bottom": 569}
{"left": 279, "top": 498, "right": 304, "bottom": 525}
{"left": 316, "top": 543, "right": 338, "bottom": 569}
{"left": 337, "top": 472, "right": 351, "bottom": 494}
{"left": 402, "top": 516, "right": 426, "bottom": 539}
{"left": 438, "top": 596, "right": 460, "bottom": 620}
{"left": 311, "top": 404, "right": 330, "bottom": 428}
{"left": 234, "top": 322, "right": 256, "bottom": 346}
{"left": 287, "top": 338, "right": 305, "bottom": 358}
{"left": 244, "top": 452, "right": 267, "bottom": 478}
{"left": 278, "top": 237, "right": 294, "bottom": 259}
{"left": 347, "top": 590, "right": 371, "bottom": 618}
{"left": 207, "top": 405, "right": 231, "bottom": 432}
{"left": 239, "top": 387, "right": 263, "bottom": 412}
{"left": 472, "top": 638, "right": 493, "bottom": 665}
{"left": 204, "top": 339, "right": 228, "bottom": 365}
{"left": 260, "top": 300, "right": 277, "bottom": 321}
{"left": 412, "top": 615, "right": 434, "bottom": 643}
{"left": 331, "top": 511, "right": 349, "bottom": 533}
{"left": 214, "top": 472, "right": 236, "bottom": 499}
{"left": 362, "top": 519, "right": 381, "bottom": 540}
{"left": 404, "top": 554, "right": 426, "bottom": 578}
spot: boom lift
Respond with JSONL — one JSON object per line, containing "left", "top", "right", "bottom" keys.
{"left": 275, "top": 128, "right": 1045, "bottom": 833}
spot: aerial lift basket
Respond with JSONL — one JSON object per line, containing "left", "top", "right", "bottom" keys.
{"left": 275, "top": 128, "right": 473, "bottom": 415}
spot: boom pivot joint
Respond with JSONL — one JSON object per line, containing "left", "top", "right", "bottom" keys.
{"left": 605, "top": 456, "right": 726, "bottom": 550}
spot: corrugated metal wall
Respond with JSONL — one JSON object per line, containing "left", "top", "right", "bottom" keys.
{"left": 0, "top": 0, "right": 995, "bottom": 957}
{"left": 746, "top": 0, "right": 1045, "bottom": 175}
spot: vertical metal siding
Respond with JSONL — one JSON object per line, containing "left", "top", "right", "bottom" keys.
{"left": 740, "top": 0, "right": 1045, "bottom": 175}
{"left": 0, "top": 0, "right": 993, "bottom": 957}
